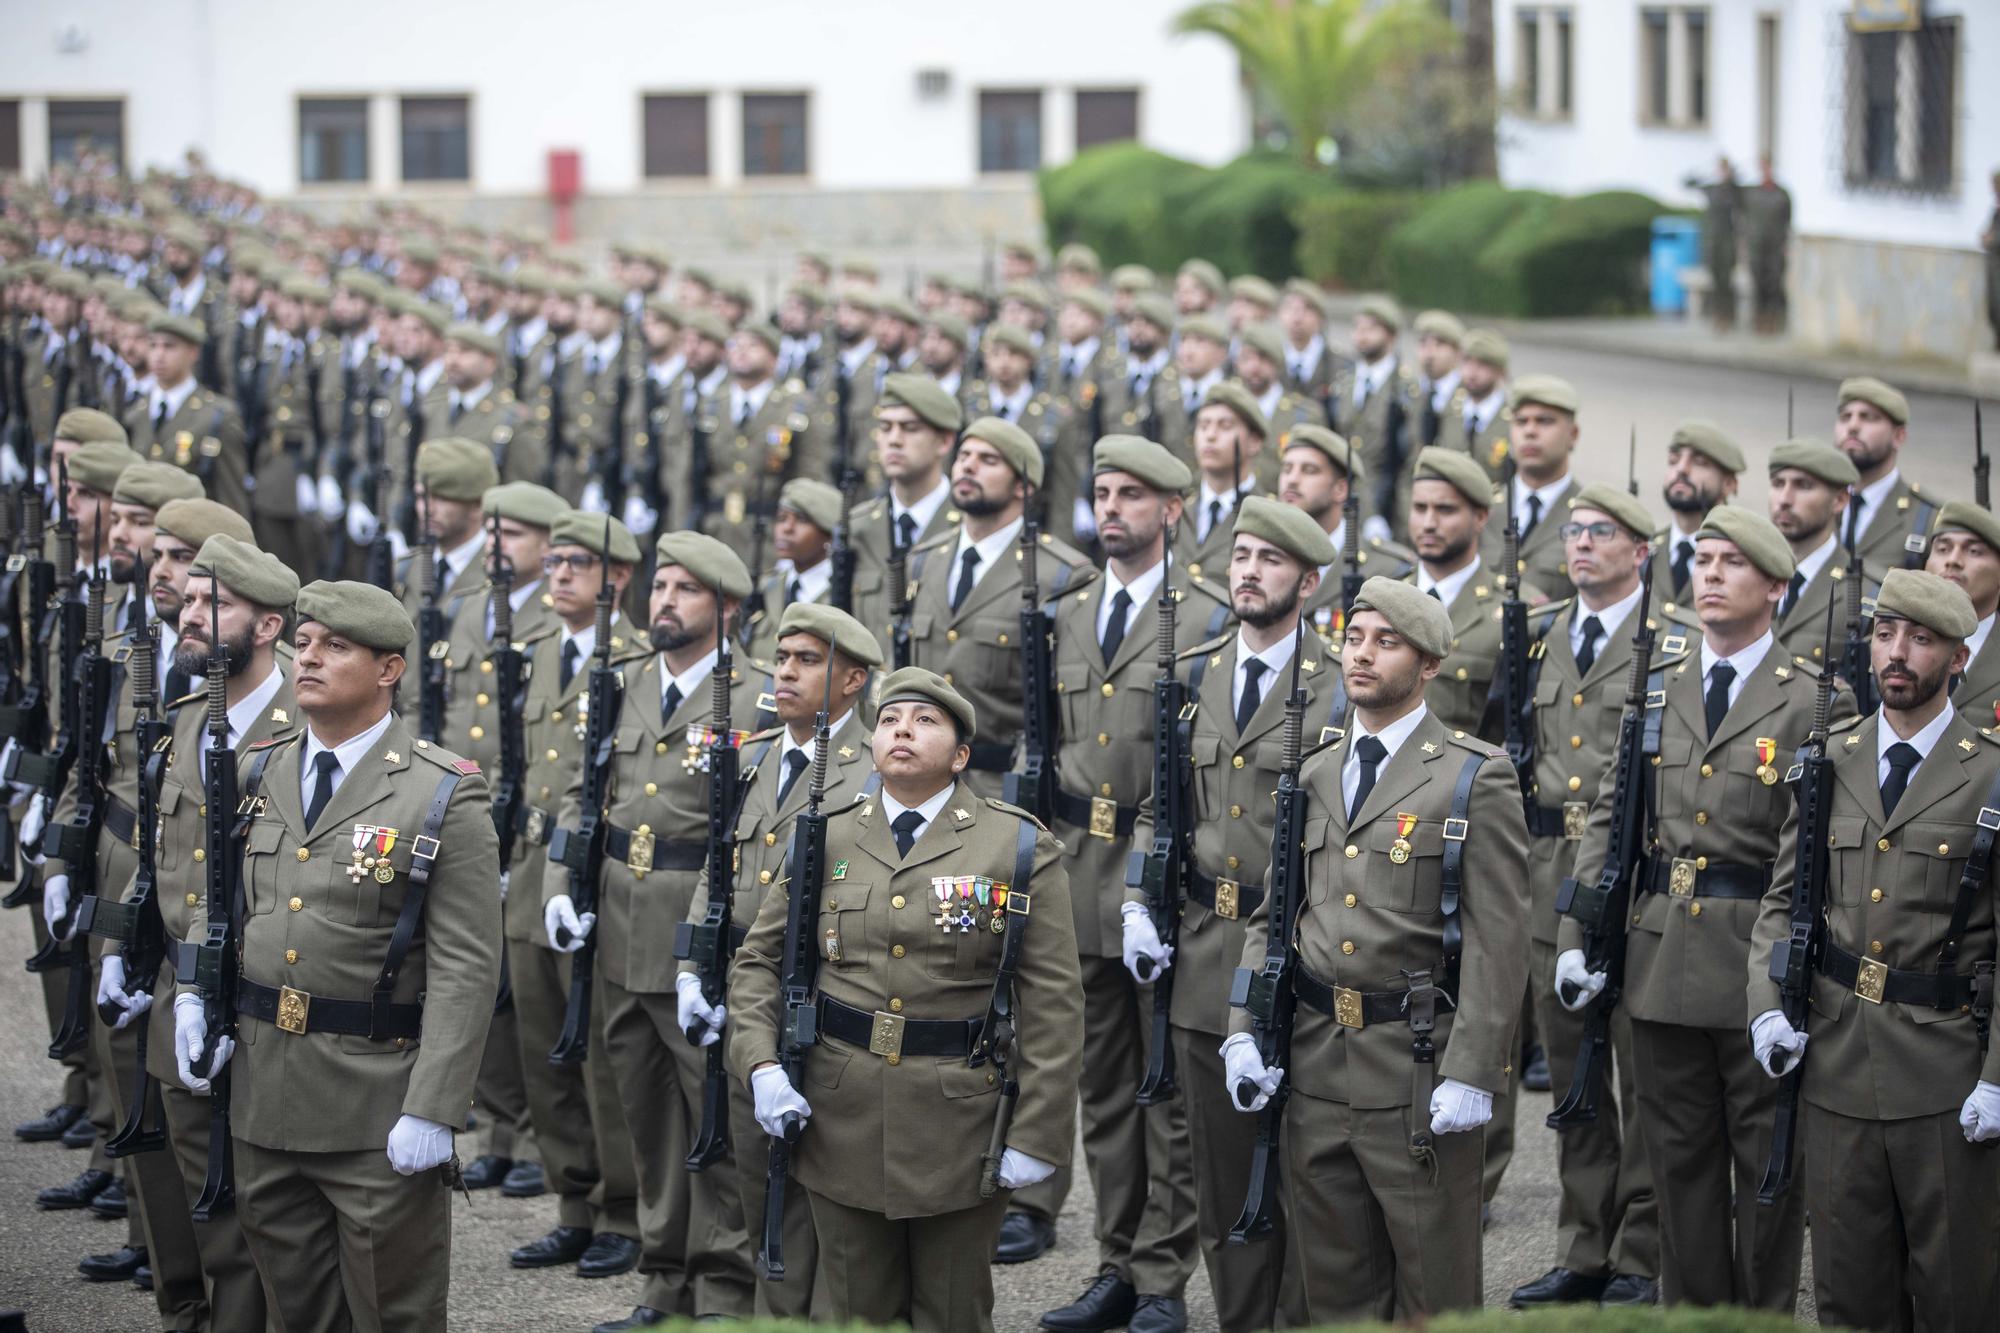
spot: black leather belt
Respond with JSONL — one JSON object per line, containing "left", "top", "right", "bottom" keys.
{"left": 236, "top": 977, "right": 422, "bottom": 1039}
{"left": 1638, "top": 855, "right": 1769, "bottom": 900}
{"left": 1525, "top": 802, "right": 1583, "bottom": 839}
{"left": 602, "top": 826, "right": 704, "bottom": 872}
{"left": 817, "top": 994, "right": 985, "bottom": 1059}
{"left": 516, "top": 804, "right": 555, "bottom": 847}
{"left": 1189, "top": 871, "right": 1264, "bottom": 921}
{"left": 1294, "top": 965, "right": 1412, "bottom": 1029}
{"left": 966, "top": 741, "right": 1013, "bottom": 773}
{"left": 103, "top": 796, "right": 139, "bottom": 849}
{"left": 1821, "top": 940, "right": 1977, "bottom": 1009}
{"left": 1051, "top": 790, "right": 1139, "bottom": 837}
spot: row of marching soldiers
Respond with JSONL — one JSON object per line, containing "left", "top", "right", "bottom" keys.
{"left": 3, "top": 195, "right": 1996, "bottom": 1333}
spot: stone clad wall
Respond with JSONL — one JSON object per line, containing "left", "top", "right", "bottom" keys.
{"left": 1791, "top": 233, "right": 1986, "bottom": 366}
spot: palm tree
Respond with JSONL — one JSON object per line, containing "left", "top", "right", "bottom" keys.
{"left": 1173, "top": 0, "right": 1457, "bottom": 167}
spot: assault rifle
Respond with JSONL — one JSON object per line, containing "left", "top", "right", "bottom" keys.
{"left": 1128, "top": 529, "right": 1192, "bottom": 1104}
{"left": 1339, "top": 483, "right": 1363, "bottom": 630}
{"left": 0, "top": 490, "right": 53, "bottom": 904}
{"left": 486, "top": 515, "right": 528, "bottom": 872}
{"left": 1497, "top": 459, "right": 1535, "bottom": 809}
{"left": 827, "top": 468, "right": 858, "bottom": 615}
{"left": 364, "top": 396, "right": 394, "bottom": 589}
{"left": 1003, "top": 496, "right": 1057, "bottom": 826}
{"left": 1976, "top": 403, "right": 1989, "bottom": 511}
{"left": 886, "top": 503, "right": 915, "bottom": 671}
{"left": 0, "top": 490, "right": 25, "bottom": 883}
{"left": 1836, "top": 535, "right": 1877, "bottom": 716}
{"left": 415, "top": 491, "right": 448, "bottom": 744}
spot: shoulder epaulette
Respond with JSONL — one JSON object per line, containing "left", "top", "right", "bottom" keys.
{"left": 1784, "top": 656, "right": 1824, "bottom": 681}
{"left": 1446, "top": 727, "right": 1509, "bottom": 760}
{"left": 1528, "top": 597, "right": 1572, "bottom": 620}
{"left": 246, "top": 732, "right": 299, "bottom": 753}
{"left": 911, "top": 527, "right": 957, "bottom": 555}
{"left": 168, "top": 689, "right": 206, "bottom": 710}
{"left": 1976, "top": 726, "right": 2000, "bottom": 748}
{"left": 1182, "top": 577, "right": 1230, "bottom": 608}
{"left": 1829, "top": 713, "right": 1868, "bottom": 734}
{"left": 744, "top": 724, "right": 784, "bottom": 745}
{"left": 519, "top": 621, "right": 562, "bottom": 644}
{"left": 983, "top": 796, "right": 1049, "bottom": 833}
{"left": 410, "top": 738, "right": 470, "bottom": 771}
{"left": 1179, "top": 629, "right": 1233, "bottom": 662}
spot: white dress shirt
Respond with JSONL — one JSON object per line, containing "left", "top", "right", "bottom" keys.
{"left": 300, "top": 709, "right": 395, "bottom": 814}
{"left": 1342, "top": 703, "right": 1430, "bottom": 816}
{"left": 729, "top": 378, "right": 774, "bottom": 426}
{"left": 1792, "top": 534, "right": 1840, "bottom": 588}
{"left": 1463, "top": 386, "right": 1505, "bottom": 437}
{"left": 1571, "top": 583, "right": 1644, "bottom": 659}
{"left": 1096, "top": 560, "right": 1164, "bottom": 642}
{"left": 1700, "top": 630, "right": 1773, "bottom": 711}
{"left": 948, "top": 517, "right": 1023, "bottom": 603}
{"left": 1967, "top": 613, "right": 1995, "bottom": 664}
{"left": 1877, "top": 699, "right": 1954, "bottom": 788}
{"left": 1428, "top": 368, "right": 1462, "bottom": 413}
{"left": 1196, "top": 480, "right": 1252, "bottom": 544}
{"left": 201, "top": 663, "right": 285, "bottom": 782}
{"left": 437, "top": 533, "right": 484, "bottom": 588}
{"left": 1417, "top": 556, "right": 1483, "bottom": 608}
{"left": 1233, "top": 628, "right": 1296, "bottom": 720}
{"left": 779, "top": 556, "right": 832, "bottom": 606}
{"left": 988, "top": 382, "right": 1032, "bottom": 423}
{"left": 880, "top": 780, "right": 956, "bottom": 850}
{"left": 660, "top": 648, "right": 719, "bottom": 719}
{"left": 1509, "top": 473, "right": 1571, "bottom": 529}
{"left": 1352, "top": 354, "right": 1396, "bottom": 408}
{"left": 893, "top": 477, "right": 951, "bottom": 543}
{"left": 1286, "top": 334, "right": 1326, "bottom": 385}
{"left": 148, "top": 375, "right": 199, "bottom": 425}
{"left": 1181, "top": 367, "right": 1223, "bottom": 415}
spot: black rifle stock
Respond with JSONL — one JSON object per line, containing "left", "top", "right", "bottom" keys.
{"left": 1129, "top": 528, "right": 1190, "bottom": 1104}
{"left": 1003, "top": 499, "right": 1057, "bottom": 825}
{"left": 1837, "top": 536, "right": 1877, "bottom": 716}
{"left": 487, "top": 517, "right": 527, "bottom": 872}
{"left": 1977, "top": 402, "right": 1989, "bottom": 512}
{"left": 886, "top": 502, "right": 915, "bottom": 671}
{"left": 1498, "top": 459, "right": 1535, "bottom": 808}
{"left": 416, "top": 491, "right": 447, "bottom": 743}
{"left": 364, "top": 396, "right": 394, "bottom": 589}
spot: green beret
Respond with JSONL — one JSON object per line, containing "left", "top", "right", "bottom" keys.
{"left": 66, "top": 440, "right": 144, "bottom": 494}
{"left": 1000, "top": 281, "right": 1049, "bottom": 313}
{"left": 644, "top": 294, "right": 684, "bottom": 322}
{"left": 777, "top": 602, "right": 884, "bottom": 668}
{"left": 982, "top": 323, "right": 1037, "bottom": 359}
{"left": 578, "top": 277, "right": 623, "bottom": 309}
{"left": 880, "top": 372, "right": 963, "bottom": 433}
{"left": 922, "top": 311, "right": 969, "bottom": 349}
{"left": 875, "top": 295, "right": 922, "bottom": 326}
{"left": 677, "top": 264, "right": 716, "bottom": 289}
{"left": 653, "top": 530, "right": 752, "bottom": 599}
{"left": 875, "top": 665, "right": 977, "bottom": 742}
{"left": 1931, "top": 500, "right": 2000, "bottom": 554}
{"left": 1569, "top": 484, "right": 1654, "bottom": 542}
{"left": 1110, "top": 264, "right": 1155, "bottom": 294}
{"left": 1413, "top": 309, "right": 1466, "bottom": 346}
{"left": 1199, "top": 381, "right": 1268, "bottom": 439}
{"left": 510, "top": 267, "right": 553, "bottom": 296}
{"left": 399, "top": 237, "right": 440, "bottom": 267}
{"left": 1001, "top": 239, "right": 1038, "bottom": 262}
{"left": 43, "top": 268, "right": 88, "bottom": 299}
{"left": 1227, "top": 275, "right": 1278, "bottom": 308}
{"left": 162, "top": 221, "right": 207, "bottom": 252}
{"left": 112, "top": 460, "right": 205, "bottom": 509}
{"left": 189, "top": 534, "right": 300, "bottom": 611}
{"left": 778, "top": 477, "right": 843, "bottom": 533}
{"left": 1176, "top": 315, "right": 1229, "bottom": 347}
{"left": 416, "top": 438, "right": 501, "bottom": 503}
{"left": 1355, "top": 294, "right": 1404, "bottom": 332}
{"left": 1281, "top": 277, "right": 1328, "bottom": 317}
{"left": 1061, "top": 288, "right": 1109, "bottom": 321}
{"left": 840, "top": 258, "right": 880, "bottom": 281}
{"left": 732, "top": 322, "right": 781, "bottom": 356}
{"left": 1351, "top": 575, "right": 1453, "bottom": 659}
{"left": 1669, "top": 418, "right": 1745, "bottom": 474}
{"left": 1509, "top": 374, "right": 1580, "bottom": 416}
{"left": 1177, "top": 258, "right": 1224, "bottom": 297}
{"left": 147, "top": 312, "right": 207, "bottom": 346}
{"left": 1056, "top": 242, "right": 1102, "bottom": 275}
{"left": 1093, "top": 435, "right": 1192, "bottom": 494}
{"left": 1463, "top": 328, "right": 1509, "bottom": 370}
{"left": 154, "top": 498, "right": 255, "bottom": 550}
{"left": 446, "top": 322, "right": 500, "bottom": 357}
{"left": 1129, "top": 293, "right": 1176, "bottom": 331}
{"left": 280, "top": 275, "right": 327, "bottom": 305}
{"left": 550, "top": 511, "right": 641, "bottom": 565}
{"left": 1233, "top": 494, "right": 1336, "bottom": 568}
{"left": 55, "top": 407, "right": 128, "bottom": 447}
{"left": 961, "top": 416, "right": 1043, "bottom": 489}
{"left": 682, "top": 309, "right": 730, "bottom": 344}
{"left": 1236, "top": 323, "right": 1285, "bottom": 366}
{"left": 1694, "top": 506, "right": 1795, "bottom": 581}
{"left": 1282, "top": 425, "right": 1363, "bottom": 482}
{"left": 1768, "top": 437, "right": 1859, "bottom": 488}
{"left": 837, "top": 283, "right": 881, "bottom": 314}
{"left": 1874, "top": 568, "right": 1976, "bottom": 640}
{"left": 336, "top": 269, "right": 386, "bottom": 302}
{"left": 1413, "top": 446, "right": 1493, "bottom": 508}
{"left": 398, "top": 300, "right": 448, "bottom": 336}
{"left": 296, "top": 579, "right": 415, "bottom": 653}
{"left": 785, "top": 283, "right": 826, "bottom": 310}
{"left": 481, "top": 482, "right": 567, "bottom": 531}
{"left": 1839, "top": 375, "right": 1909, "bottom": 426}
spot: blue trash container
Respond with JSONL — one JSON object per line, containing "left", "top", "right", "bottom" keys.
{"left": 1650, "top": 216, "right": 1702, "bottom": 314}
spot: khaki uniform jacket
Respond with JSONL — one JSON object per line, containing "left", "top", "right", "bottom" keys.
{"left": 431, "top": 571, "right": 559, "bottom": 775}
{"left": 728, "top": 781, "right": 1084, "bottom": 1219}
{"left": 21, "top": 329, "right": 90, "bottom": 447}
{"left": 378, "top": 365, "right": 453, "bottom": 525}
{"left": 46, "top": 626, "right": 144, "bottom": 893}
{"left": 847, "top": 490, "right": 960, "bottom": 638}
{"left": 1105, "top": 361, "right": 1186, "bottom": 465}
{"left": 1774, "top": 552, "right": 1880, "bottom": 670}
{"left": 444, "top": 383, "right": 547, "bottom": 489}
{"left": 1849, "top": 475, "right": 1934, "bottom": 574}
{"left": 1647, "top": 525, "right": 1706, "bottom": 621}
{"left": 1950, "top": 624, "right": 2000, "bottom": 732}
{"left": 1229, "top": 711, "right": 1531, "bottom": 1102}
{"left": 1749, "top": 712, "right": 2000, "bottom": 1119}
{"left": 541, "top": 653, "right": 769, "bottom": 994}
{"left": 964, "top": 382, "right": 1057, "bottom": 468}
{"left": 694, "top": 377, "right": 832, "bottom": 550}
{"left": 202, "top": 718, "right": 500, "bottom": 1151}
{"left": 1479, "top": 476, "right": 1580, "bottom": 603}
{"left": 1129, "top": 630, "right": 1346, "bottom": 1035}
{"left": 1042, "top": 344, "right": 1132, "bottom": 545}
{"left": 1404, "top": 563, "right": 1546, "bottom": 744}
{"left": 1440, "top": 388, "right": 1512, "bottom": 484}
{"left": 1561, "top": 640, "right": 1854, "bottom": 1030}
{"left": 1052, "top": 574, "right": 1232, "bottom": 958}
{"left": 623, "top": 363, "right": 690, "bottom": 530}
{"left": 1283, "top": 342, "right": 1338, "bottom": 403}
{"left": 740, "top": 569, "right": 864, "bottom": 668}
{"left": 1169, "top": 487, "right": 1261, "bottom": 594}
{"left": 549, "top": 342, "right": 629, "bottom": 501}
{"left": 123, "top": 382, "right": 251, "bottom": 517}
{"left": 248, "top": 335, "right": 336, "bottom": 524}
{"left": 1304, "top": 536, "right": 1417, "bottom": 644}
{"left": 1329, "top": 357, "right": 1421, "bottom": 528}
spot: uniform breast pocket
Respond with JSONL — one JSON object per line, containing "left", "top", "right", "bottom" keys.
{"left": 928, "top": 889, "right": 1003, "bottom": 982}
{"left": 1531, "top": 673, "right": 1562, "bottom": 710}
{"left": 1825, "top": 815, "right": 1871, "bottom": 907}
{"left": 1369, "top": 821, "right": 1446, "bottom": 914}
{"left": 962, "top": 617, "right": 1017, "bottom": 693}
{"left": 1655, "top": 733, "right": 1695, "bottom": 794}
{"left": 1188, "top": 734, "right": 1222, "bottom": 814}
{"left": 154, "top": 781, "right": 185, "bottom": 874}
{"left": 819, "top": 884, "right": 871, "bottom": 970}
{"left": 242, "top": 821, "right": 287, "bottom": 915}
{"left": 1301, "top": 816, "right": 1333, "bottom": 908}
{"left": 613, "top": 725, "right": 644, "bottom": 757}
{"left": 1900, "top": 821, "right": 1967, "bottom": 913}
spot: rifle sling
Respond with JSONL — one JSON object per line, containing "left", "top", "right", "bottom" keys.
{"left": 1936, "top": 764, "right": 2000, "bottom": 971}
{"left": 970, "top": 818, "right": 1038, "bottom": 1070}
{"left": 1899, "top": 498, "right": 1939, "bottom": 569}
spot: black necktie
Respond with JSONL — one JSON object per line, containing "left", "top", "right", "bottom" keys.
{"left": 1845, "top": 497, "right": 1864, "bottom": 548}
{"left": 1575, "top": 615, "right": 1604, "bottom": 676}
{"left": 1206, "top": 498, "right": 1223, "bottom": 542}
{"left": 434, "top": 556, "right": 452, "bottom": 598}
{"left": 662, "top": 683, "right": 684, "bottom": 727}
{"left": 1671, "top": 540, "right": 1694, "bottom": 596}
{"left": 1705, "top": 661, "right": 1736, "bottom": 737}
{"left": 1100, "top": 589, "right": 1132, "bottom": 666}
{"left": 1521, "top": 494, "right": 1544, "bottom": 542}
{"left": 1236, "top": 658, "right": 1268, "bottom": 734}
{"left": 560, "top": 641, "right": 580, "bottom": 689}
{"left": 1780, "top": 571, "right": 1805, "bottom": 619}
{"left": 778, "top": 748, "right": 810, "bottom": 803}
{"left": 152, "top": 397, "right": 168, "bottom": 438}
{"left": 1881, "top": 741, "right": 1921, "bottom": 817}
{"left": 895, "top": 513, "right": 917, "bottom": 550}
{"left": 735, "top": 397, "right": 751, "bottom": 428}
{"left": 1349, "top": 735, "right": 1387, "bottom": 823}
{"left": 951, "top": 547, "right": 980, "bottom": 610}
{"left": 891, "top": 809, "right": 925, "bottom": 858}
{"left": 1426, "top": 587, "right": 1443, "bottom": 602}
{"left": 304, "top": 751, "right": 340, "bottom": 832}
{"left": 449, "top": 395, "right": 463, "bottom": 426}
{"left": 785, "top": 577, "right": 802, "bottom": 607}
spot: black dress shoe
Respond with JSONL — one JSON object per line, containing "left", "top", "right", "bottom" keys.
{"left": 87, "top": 1176, "right": 128, "bottom": 1218}
{"left": 133, "top": 1264, "right": 153, "bottom": 1291}
{"left": 508, "top": 1225, "right": 593, "bottom": 1269}
{"left": 1509, "top": 1266, "right": 1610, "bottom": 1308}
{"left": 993, "top": 1210, "right": 1057, "bottom": 1264}
{"left": 14, "top": 1102, "right": 85, "bottom": 1142}
{"left": 78, "top": 1244, "right": 148, "bottom": 1281}
{"left": 500, "top": 1159, "right": 547, "bottom": 1197}
{"left": 1600, "top": 1272, "right": 1660, "bottom": 1305}
{"left": 1039, "top": 1271, "right": 1136, "bottom": 1331}
{"left": 459, "top": 1154, "right": 512, "bottom": 1190}
{"left": 61, "top": 1116, "right": 97, "bottom": 1150}
{"left": 37, "top": 1168, "right": 113, "bottom": 1210}
{"left": 576, "top": 1232, "right": 641, "bottom": 1278}
{"left": 1521, "top": 1044, "right": 1551, "bottom": 1092}
{"left": 591, "top": 1308, "right": 667, "bottom": 1332}
{"left": 1127, "top": 1294, "right": 1188, "bottom": 1333}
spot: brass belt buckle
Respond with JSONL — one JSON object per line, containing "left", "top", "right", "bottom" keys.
{"left": 276, "top": 985, "right": 310, "bottom": 1035}
{"left": 1333, "top": 986, "right": 1365, "bottom": 1029}
{"left": 627, "top": 826, "right": 654, "bottom": 876}
{"left": 723, "top": 491, "right": 747, "bottom": 526}
{"left": 1562, "top": 802, "right": 1587, "bottom": 840}
{"left": 868, "top": 1010, "right": 906, "bottom": 1064}
{"left": 525, "top": 808, "right": 547, "bottom": 845}
{"left": 1087, "top": 796, "right": 1118, "bottom": 841}
{"left": 1855, "top": 958, "right": 1888, "bottom": 1004}
{"left": 1668, "top": 857, "right": 1698, "bottom": 898}
{"left": 1214, "top": 878, "right": 1240, "bottom": 920}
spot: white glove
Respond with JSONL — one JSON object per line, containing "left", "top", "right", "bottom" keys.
{"left": 1958, "top": 1080, "right": 2000, "bottom": 1143}
{"left": 386, "top": 527, "right": 411, "bottom": 563}
{"left": 173, "top": 992, "right": 235, "bottom": 1093}
{"left": 997, "top": 1147, "right": 1056, "bottom": 1190}
{"left": 1071, "top": 496, "right": 1097, "bottom": 542}
{"left": 1429, "top": 1078, "right": 1494, "bottom": 1134}
{"left": 294, "top": 474, "right": 319, "bottom": 515}
{"left": 751, "top": 1064, "right": 812, "bottom": 1138}
{"left": 544, "top": 894, "right": 594, "bottom": 952}
{"left": 42, "top": 872, "right": 71, "bottom": 940}
{"left": 578, "top": 480, "right": 607, "bottom": 514}
{"left": 385, "top": 1114, "right": 454, "bottom": 1175}
{"left": 97, "top": 955, "right": 153, "bottom": 1031}
{"left": 676, "top": 970, "right": 724, "bottom": 1046}
{"left": 19, "top": 791, "right": 48, "bottom": 858}
{"left": 346, "top": 499, "right": 379, "bottom": 544}
{"left": 1361, "top": 514, "right": 1393, "bottom": 546}
{"left": 1554, "top": 948, "right": 1606, "bottom": 1012}
{"left": 1120, "top": 900, "right": 1172, "bottom": 983}
{"left": 622, "top": 495, "right": 658, "bottom": 535}
{"left": 498, "top": 869, "right": 510, "bottom": 902}
{"left": 317, "top": 475, "right": 345, "bottom": 517}
{"left": 0, "top": 443, "right": 25, "bottom": 485}
{"left": 0, "top": 737, "right": 20, "bottom": 794}
{"left": 1221, "top": 1032, "right": 1283, "bottom": 1112}
{"left": 1750, "top": 1008, "right": 1809, "bottom": 1078}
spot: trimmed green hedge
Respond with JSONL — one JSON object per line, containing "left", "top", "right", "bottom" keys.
{"left": 1380, "top": 180, "right": 1554, "bottom": 312}
{"left": 1293, "top": 189, "right": 1426, "bottom": 291}
{"left": 1477, "top": 189, "right": 1679, "bottom": 317}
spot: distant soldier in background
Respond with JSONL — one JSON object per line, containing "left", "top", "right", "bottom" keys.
{"left": 1742, "top": 158, "right": 1792, "bottom": 335}
{"left": 1691, "top": 156, "right": 1742, "bottom": 333}
{"left": 1984, "top": 167, "right": 2000, "bottom": 350}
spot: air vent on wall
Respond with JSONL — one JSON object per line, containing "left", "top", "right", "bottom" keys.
{"left": 916, "top": 69, "right": 950, "bottom": 100}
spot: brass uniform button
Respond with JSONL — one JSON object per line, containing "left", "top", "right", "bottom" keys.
{"left": 481, "top": 660, "right": 493, "bottom": 674}
{"left": 891, "top": 894, "right": 906, "bottom": 909}
{"left": 1572, "top": 693, "right": 1584, "bottom": 707}
{"left": 476, "top": 693, "right": 491, "bottom": 707}
{"left": 199, "top": 804, "right": 207, "bottom": 817}
{"left": 296, "top": 848, "right": 311, "bottom": 862}
{"left": 1939, "top": 843, "right": 1951, "bottom": 855}
{"left": 284, "top": 949, "right": 298, "bottom": 964}
{"left": 1101, "top": 682, "right": 1115, "bottom": 697}
{"left": 758, "top": 871, "right": 772, "bottom": 885}
{"left": 1567, "top": 775, "right": 1582, "bottom": 792}
{"left": 288, "top": 897, "right": 303, "bottom": 911}
{"left": 1340, "top": 940, "right": 1355, "bottom": 955}
{"left": 551, "top": 710, "right": 563, "bottom": 722}
{"left": 946, "top": 629, "right": 959, "bottom": 643}
{"left": 890, "top": 998, "right": 903, "bottom": 1013}
{"left": 1696, "top": 856, "right": 1709, "bottom": 869}
{"left": 1870, "top": 888, "right": 1884, "bottom": 902}
{"left": 1700, "top": 763, "right": 1713, "bottom": 777}
{"left": 1100, "top": 783, "right": 1113, "bottom": 797}
{"left": 396, "top": 1038, "right": 408, "bottom": 1048}
{"left": 1232, "top": 755, "right": 1245, "bottom": 769}
{"left": 891, "top": 944, "right": 906, "bottom": 958}
{"left": 1344, "top": 893, "right": 1357, "bottom": 907}
{"left": 1229, "top": 804, "right": 1243, "bottom": 818}
{"left": 547, "top": 749, "right": 560, "bottom": 762}
{"left": 1226, "top": 855, "right": 1240, "bottom": 871}
{"left": 1454, "top": 667, "right": 1468, "bottom": 680}
{"left": 1870, "top": 940, "right": 1884, "bottom": 955}
{"left": 1344, "top": 845, "right": 1359, "bottom": 859}
{"left": 1878, "top": 838, "right": 1892, "bottom": 851}
{"left": 1570, "top": 735, "right": 1582, "bottom": 749}
{"left": 645, "top": 782, "right": 658, "bottom": 796}
{"left": 193, "top": 849, "right": 205, "bottom": 863}
{"left": 764, "top": 832, "right": 777, "bottom": 846}
{"left": 656, "top": 741, "right": 669, "bottom": 754}
{"left": 1695, "top": 811, "right": 1709, "bottom": 825}
{"left": 1098, "top": 733, "right": 1110, "bottom": 746}
{"left": 1688, "top": 903, "right": 1702, "bottom": 917}
{"left": 887, "top": 1053, "right": 901, "bottom": 1066}
{"left": 185, "top": 892, "right": 198, "bottom": 907}
{"left": 469, "top": 726, "right": 485, "bottom": 741}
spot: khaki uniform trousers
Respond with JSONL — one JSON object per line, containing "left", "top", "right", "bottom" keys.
{"left": 235, "top": 1138, "right": 451, "bottom": 1333}
{"left": 1629, "top": 1018, "right": 1804, "bottom": 1309}
{"left": 160, "top": 1082, "right": 269, "bottom": 1331}
{"left": 809, "top": 1186, "right": 1012, "bottom": 1333}
{"left": 1479, "top": 982, "right": 1528, "bottom": 1205}
{"left": 473, "top": 986, "right": 532, "bottom": 1162}
{"left": 30, "top": 903, "right": 92, "bottom": 1107}
{"left": 728, "top": 1066, "right": 821, "bottom": 1319}
{"left": 1173, "top": 1023, "right": 1292, "bottom": 1332}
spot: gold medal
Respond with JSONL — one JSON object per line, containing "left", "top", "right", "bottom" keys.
{"left": 990, "top": 913, "right": 1006, "bottom": 935}
{"left": 1759, "top": 764, "right": 1778, "bottom": 786}
{"left": 374, "top": 864, "right": 395, "bottom": 884}
{"left": 1389, "top": 838, "right": 1412, "bottom": 864}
